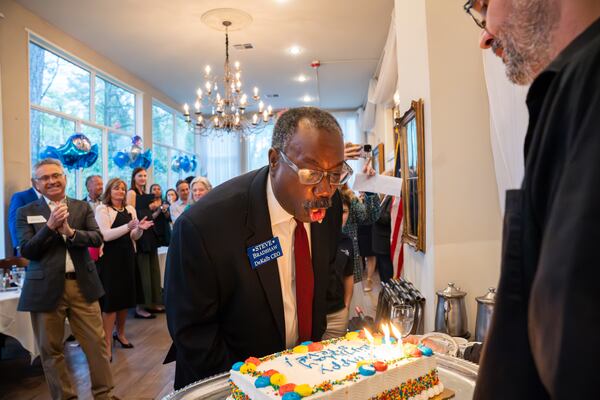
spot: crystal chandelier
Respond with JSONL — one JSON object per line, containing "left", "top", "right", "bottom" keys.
{"left": 183, "top": 20, "right": 274, "bottom": 138}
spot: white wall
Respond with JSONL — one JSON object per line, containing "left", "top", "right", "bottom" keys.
{"left": 367, "top": 0, "right": 503, "bottom": 334}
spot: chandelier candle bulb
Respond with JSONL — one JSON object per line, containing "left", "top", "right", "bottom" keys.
{"left": 194, "top": 100, "right": 201, "bottom": 112}
{"left": 252, "top": 114, "right": 258, "bottom": 125}
{"left": 234, "top": 61, "right": 240, "bottom": 70}
{"left": 267, "top": 105, "right": 273, "bottom": 116}
{"left": 259, "top": 101, "right": 264, "bottom": 112}
{"left": 197, "top": 88, "right": 203, "bottom": 98}
{"left": 183, "top": 103, "right": 190, "bottom": 116}
{"left": 263, "top": 110, "right": 269, "bottom": 122}
{"left": 205, "top": 65, "right": 211, "bottom": 76}
{"left": 205, "top": 81, "right": 212, "bottom": 95}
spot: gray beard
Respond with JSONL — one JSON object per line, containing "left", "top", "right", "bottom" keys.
{"left": 496, "top": 0, "right": 560, "bottom": 85}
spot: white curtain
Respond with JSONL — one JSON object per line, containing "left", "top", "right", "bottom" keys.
{"left": 360, "top": 11, "right": 398, "bottom": 134}
{"left": 198, "top": 135, "right": 242, "bottom": 187}
{"left": 482, "top": 51, "right": 529, "bottom": 213}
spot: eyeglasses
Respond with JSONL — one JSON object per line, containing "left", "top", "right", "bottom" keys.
{"left": 463, "top": 0, "right": 487, "bottom": 29}
{"left": 278, "top": 151, "right": 353, "bottom": 187}
{"left": 34, "top": 173, "right": 65, "bottom": 183}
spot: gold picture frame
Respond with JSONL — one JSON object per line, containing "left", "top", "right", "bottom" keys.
{"left": 395, "top": 99, "right": 426, "bottom": 252}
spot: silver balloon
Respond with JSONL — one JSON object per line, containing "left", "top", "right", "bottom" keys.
{"left": 130, "top": 145, "right": 142, "bottom": 161}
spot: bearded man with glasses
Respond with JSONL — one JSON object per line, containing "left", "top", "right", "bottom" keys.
{"left": 463, "top": 0, "right": 600, "bottom": 398}
{"left": 165, "top": 107, "right": 348, "bottom": 389}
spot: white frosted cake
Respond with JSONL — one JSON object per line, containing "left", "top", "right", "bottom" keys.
{"left": 229, "top": 331, "right": 443, "bottom": 400}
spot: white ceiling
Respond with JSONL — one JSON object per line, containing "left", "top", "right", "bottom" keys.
{"left": 17, "top": 0, "right": 394, "bottom": 111}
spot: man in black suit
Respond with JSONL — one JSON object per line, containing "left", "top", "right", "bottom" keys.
{"left": 165, "top": 107, "right": 350, "bottom": 388}
{"left": 16, "top": 158, "right": 115, "bottom": 400}
{"left": 8, "top": 184, "right": 39, "bottom": 255}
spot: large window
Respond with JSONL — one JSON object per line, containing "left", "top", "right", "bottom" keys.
{"left": 152, "top": 102, "right": 199, "bottom": 193}
{"left": 246, "top": 125, "right": 273, "bottom": 172}
{"left": 29, "top": 39, "right": 138, "bottom": 198}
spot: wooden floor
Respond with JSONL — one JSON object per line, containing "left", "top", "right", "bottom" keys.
{"left": 0, "top": 279, "right": 381, "bottom": 400}
{"left": 0, "top": 312, "right": 176, "bottom": 400}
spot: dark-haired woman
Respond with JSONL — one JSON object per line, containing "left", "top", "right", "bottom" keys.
{"left": 95, "top": 178, "right": 153, "bottom": 357}
{"left": 126, "top": 167, "right": 164, "bottom": 318}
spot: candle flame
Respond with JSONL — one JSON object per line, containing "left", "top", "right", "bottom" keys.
{"left": 390, "top": 324, "right": 402, "bottom": 341}
{"left": 363, "top": 328, "right": 374, "bottom": 344}
{"left": 381, "top": 323, "right": 391, "bottom": 345}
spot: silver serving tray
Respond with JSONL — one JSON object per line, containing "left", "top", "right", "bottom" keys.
{"left": 162, "top": 355, "right": 479, "bottom": 400}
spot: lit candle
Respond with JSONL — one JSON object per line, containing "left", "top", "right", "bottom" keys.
{"left": 258, "top": 101, "right": 265, "bottom": 113}
{"left": 364, "top": 328, "right": 375, "bottom": 362}
{"left": 263, "top": 110, "right": 269, "bottom": 122}
{"left": 381, "top": 323, "right": 391, "bottom": 346}
{"left": 183, "top": 103, "right": 190, "bottom": 116}
{"left": 252, "top": 113, "right": 258, "bottom": 125}
{"left": 390, "top": 324, "right": 404, "bottom": 358}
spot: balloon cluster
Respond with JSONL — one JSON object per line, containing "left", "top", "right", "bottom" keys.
{"left": 171, "top": 154, "right": 198, "bottom": 173}
{"left": 113, "top": 135, "right": 152, "bottom": 169}
{"left": 39, "top": 133, "right": 99, "bottom": 170}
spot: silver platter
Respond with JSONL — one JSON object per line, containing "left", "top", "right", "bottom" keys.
{"left": 162, "top": 355, "right": 479, "bottom": 400}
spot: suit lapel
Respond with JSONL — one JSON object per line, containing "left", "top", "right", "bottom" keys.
{"left": 244, "top": 167, "right": 286, "bottom": 345}
{"left": 35, "top": 197, "right": 51, "bottom": 222}
{"left": 66, "top": 197, "right": 77, "bottom": 229}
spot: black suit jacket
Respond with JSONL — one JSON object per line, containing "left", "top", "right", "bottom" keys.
{"left": 16, "top": 197, "right": 104, "bottom": 312}
{"left": 371, "top": 196, "right": 392, "bottom": 255}
{"left": 165, "top": 167, "right": 342, "bottom": 389}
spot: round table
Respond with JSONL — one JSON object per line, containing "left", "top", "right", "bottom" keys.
{"left": 161, "top": 354, "right": 479, "bottom": 400}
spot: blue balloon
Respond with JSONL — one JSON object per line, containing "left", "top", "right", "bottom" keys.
{"left": 113, "top": 151, "right": 130, "bottom": 168}
{"left": 131, "top": 149, "right": 152, "bottom": 169}
{"left": 171, "top": 156, "right": 181, "bottom": 173}
{"left": 189, "top": 156, "right": 198, "bottom": 172}
{"left": 179, "top": 155, "right": 191, "bottom": 173}
{"left": 39, "top": 146, "right": 61, "bottom": 160}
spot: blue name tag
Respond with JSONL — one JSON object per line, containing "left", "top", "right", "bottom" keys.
{"left": 247, "top": 237, "right": 283, "bottom": 269}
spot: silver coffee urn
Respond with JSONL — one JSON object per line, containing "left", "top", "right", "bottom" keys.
{"left": 475, "top": 287, "right": 496, "bottom": 342}
{"left": 435, "top": 283, "right": 469, "bottom": 338}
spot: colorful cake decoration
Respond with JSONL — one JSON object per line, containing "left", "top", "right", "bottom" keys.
{"left": 281, "top": 392, "right": 302, "bottom": 400}
{"left": 294, "top": 384, "right": 313, "bottom": 397}
{"left": 254, "top": 376, "right": 271, "bottom": 388}
{"left": 358, "top": 364, "right": 376, "bottom": 376}
{"left": 278, "top": 383, "right": 297, "bottom": 396}
{"left": 270, "top": 373, "right": 287, "bottom": 386}
{"left": 232, "top": 361, "right": 244, "bottom": 371}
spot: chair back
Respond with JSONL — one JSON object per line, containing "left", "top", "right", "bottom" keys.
{"left": 0, "top": 257, "right": 29, "bottom": 272}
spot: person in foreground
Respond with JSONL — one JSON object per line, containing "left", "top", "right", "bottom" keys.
{"left": 16, "top": 158, "right": 115, "bottom": 400}
{"left": 463, "top": 0, "right": 600, "bottom": 398}
{"left": 165, "top": 107, "right": 350, "bottom": 389}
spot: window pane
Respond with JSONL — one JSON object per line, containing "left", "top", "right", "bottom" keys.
{"left": 95, "top": 76, "right": 135, "bottom": 132}
{"left": 152, "top": 104, "right": 174, "bottom": 146}
{"left": 108, "top": 133, "right": 134, "bottom": 187}
{"left": 246, "top": 125, "right": 273, "bottom": 171}
{"left": 199, "top": 135, "right": 240, "bottom": 186}
{"left": 30, "top": 109, "right": 77, "bottom": 198}
{"left": 80, "top": 125, "right": 103, "bottom": 183}
{"left": 153, "top": 144, "right": 169, "bottom": 195}
{"left": 176, "top": 117, "right": 195, "bottom": 151}
{"left": 29, "top": 42, "right": 90, "bottom": 120}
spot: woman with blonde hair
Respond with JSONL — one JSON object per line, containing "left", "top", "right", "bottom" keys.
{"left": 190, "top": 176, "right": 212, "bottom": 203}
{"left": 95, "top": 178, "right": 153, "bottom": 357}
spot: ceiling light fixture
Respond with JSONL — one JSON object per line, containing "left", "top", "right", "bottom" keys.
{"left": 302, "top": 95, "right": 312, "bottom": 102}
{"left": 183, "top": 9, "right": 274, "bottom": 138}
{"left": 296, "top": 74, "right": 307, "bottom": 82}
{"left": 289, "top": 45, "right": 302, "bottom": 56}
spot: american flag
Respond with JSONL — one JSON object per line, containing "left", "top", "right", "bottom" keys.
{"left": 390, "top": 139, "right": 404, "bottom": 278}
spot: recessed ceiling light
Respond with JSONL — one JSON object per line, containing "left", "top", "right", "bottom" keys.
{"left": 302, "top": 95, "right": 312, "bottom": 102}
{"left": 296, "top": 74, "right": 308, "bottom": 82}
{"left": 288, "top": 46, "right": 302, "bottom": 56}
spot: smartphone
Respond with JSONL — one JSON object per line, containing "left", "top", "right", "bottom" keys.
{"left": 360, "top": 144, "right": 372, "bottom": 159}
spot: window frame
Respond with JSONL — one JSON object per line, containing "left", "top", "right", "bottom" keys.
{"left": 151, "top": 100, "right": 200, "bottom": 191}
{"left": 27, "top": 32, "right": 142, "bottom": 199}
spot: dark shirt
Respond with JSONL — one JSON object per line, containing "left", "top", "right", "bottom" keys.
{"left": 474, "top": 17, "right": 600, "bottom": 400}
{"left": 326, "top": 233, "right": 354, "bottom": 314}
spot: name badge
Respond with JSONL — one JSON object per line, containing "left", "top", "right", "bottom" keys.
{"left": 247, "top": 237, "right": 283, "bottom": 269}
{"left": 27, "top": 215, "right": 47, "bottom": 224}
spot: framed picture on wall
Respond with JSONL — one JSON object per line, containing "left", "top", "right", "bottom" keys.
{"left": 371, "top": 143, "right": 385, "bottom": 174}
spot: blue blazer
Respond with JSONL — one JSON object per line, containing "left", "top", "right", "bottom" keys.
{"left": 8, "top": 187, "right": 39, "bottom": 251}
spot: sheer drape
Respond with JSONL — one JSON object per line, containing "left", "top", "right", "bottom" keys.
{"left": 198, "top": 135, "right": 242, "bottom": 187}
{"left": 482, "top": 51, "right": 529, "bottom": 212}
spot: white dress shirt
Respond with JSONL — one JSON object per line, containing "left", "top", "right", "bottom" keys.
{"left": 169, "top": 199, "right": 190, "bottom": 222}
{"left": 44, "top": 196, "right": 75, "bottom": 273}
{"left": 266, "top": 175, "right": 312, "bottom": 348}
{"left": 85, "top": 195, "right": 102, "bottom": 212}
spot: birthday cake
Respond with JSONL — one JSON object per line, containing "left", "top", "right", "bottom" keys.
{"left": 228, "top": 330, "right": 443, "bottom": 400}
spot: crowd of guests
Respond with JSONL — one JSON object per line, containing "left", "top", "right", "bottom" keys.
{"left": 8, "top": 159, "right": 212, "bottom": 399}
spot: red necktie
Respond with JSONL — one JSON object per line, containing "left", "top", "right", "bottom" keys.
{"left": 294, "top": 218, "right": 314, "bottom": 343}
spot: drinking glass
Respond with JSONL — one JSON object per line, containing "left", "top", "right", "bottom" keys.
{"left": 390, "top": 304, "right": 415, "bottom": 337}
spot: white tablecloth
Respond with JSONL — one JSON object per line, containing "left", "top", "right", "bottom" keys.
{"left": 0, "top": 289, "right": 71, "bottom": 360}
{"left": 0, "top": 289, "right": 38, "bottom": 358}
